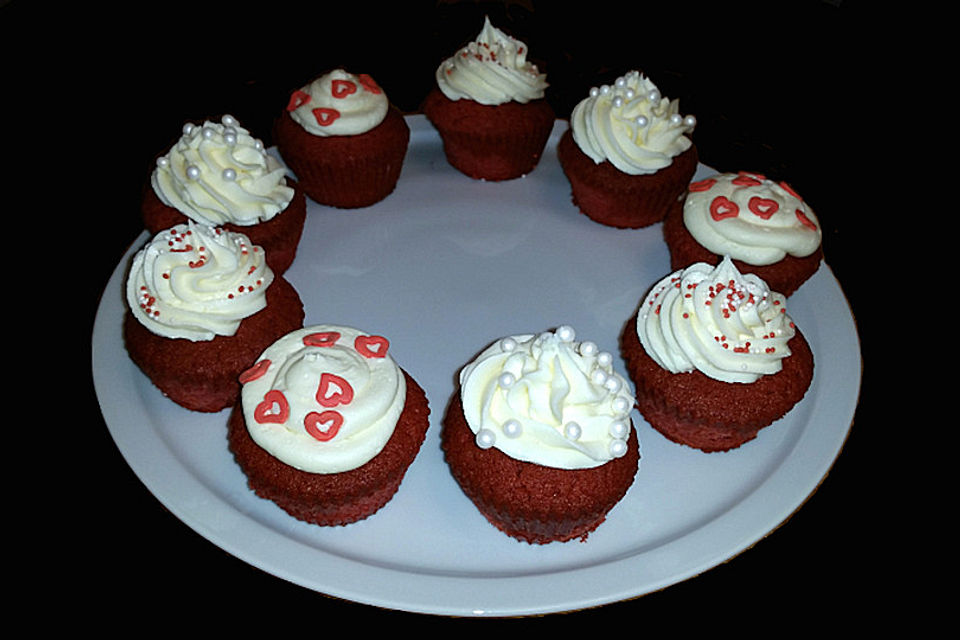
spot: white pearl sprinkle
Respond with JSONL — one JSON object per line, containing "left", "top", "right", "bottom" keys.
{"left": 498, "top": 372, "right": 515, "bottom": 388}
{"left": 502, "top": 419, "right": 522, "bottom": 438}
{"left": 604, "top": 376, "right": 622, "bottom": 393}
{"left": 182, "top": 123, "right": 195, "bottom": 135}
{"left": 613, "top": 96, "right": 623, "bottom": 108}
{"left": 222, "top": 168, "right": 237, "bottom": 181}
{"left": 600, "top": 85, "right": 611, "bottom": 94}
{"left": 589, "top": 87, "right": 600, "bottom": 97}
{"left": 609, "top": 419, "right": 629, "bottom": 439}
{"left": 185, "top": 165, "right": 201, "bottom": 180}
{"left": 564, "top": 421, "right": 582, "bottom": 440}
{"left": 591, "top": 368, "right": 608, "bottom": 386}
{"left": 500, "top": 337, "right": 517, "bottom": 352}
{"left": 579, "top": 340, "right": 598, "bottom": 357}
{"left": 156, "top": 157, "right": 169, "bottom": 169}
{"left": 609, "top": 439, "right": 628, "bottom": 458}
{"left": 615, "top": 76, "right": 627, "bottom": 88}
{"left": 613, "top": 396, "right": 631, "bottom": 416}
{"left": 556, "top": 325, "right": 575, "bottom": 342}
{"left": 624, "top": 88, "right": 635, "bottom": 99}
{"left": 670, "top": 114, "right": 683, "bottom": 125}
{"left": 202, "top": 127, "right": 215, "bottom": 139}
{"left": 598, "top": 352, "right": 613, "bottom": 367}
{"left": 648, "top": 90, "right": 660, "bottom": 102}
{"left": 685, "top": 115, "right": 697, "bottom": 127}
{"left": 222, "top": 114, "right": 237, "bottom": 126}
{"left": 476, "top": 428, "right": 496, "bottom": 449}
{"left": 635, "top": 115, "right": 648, "bottom": 127}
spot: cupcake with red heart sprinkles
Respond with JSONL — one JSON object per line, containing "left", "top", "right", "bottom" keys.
{"left": 441, "top": 326, "right": 640, "bottom": 544}
{"left": 227, "top": 325, "right": 430, "bottom": 526}
{"left": 274, "top": 69, "right": 410, "bottom": 208}
{"left": 142, "top": 114, "right": 307, "bottom": 275}
{"left": 557, "top": 71, "right": 698, "bottom": 228}
{"left": 620, "top": 256, "right": 814, "bottom": 453}
{"left": 123, "top": 222, "right": 305, "bottom": 413}
{"left": 663, "top": 171, "right": 823, "bottom": 296}
{"left": 423, "top": 16, "right": 555, "bottom": 181}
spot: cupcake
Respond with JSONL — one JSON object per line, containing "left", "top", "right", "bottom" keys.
{"left": 621, "top": 256, "right": 813, "bottom": 453}
{"left": 557, "top": 71, "right": 698, "bottom": 228}
{"left": 227, "top": 325, "right": 431, "bottom": 526}
{"left": 441, "top": 326, "right": 640, "bottom": 544}
{"left": 274, "top": 69, "right": 410, "bottom": 209}
{"left": 123, "top": 222, "right": 305, "bottom": 413}
{"left": 663, "top": 171, "right": 823, "bottom": 296}
{"left": 423, "top": 16, "right": 555, "bottom": 181}
{"left": 142, "top": 114, "right": 307, "bottom": 275}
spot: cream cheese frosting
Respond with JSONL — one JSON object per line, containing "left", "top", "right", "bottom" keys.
{"left": 683, "top": 172, "right": 822, "bottom": 265}
{"left": 570, "top": 71, "right": 695, "bottom": 175}
{"left": 286, "top": 69, "right": 389, "bottom": 137}
{"left": 636, "top": 256, "right": 796, "bottom": 384}
{"left": 152, "top": 115, "right": 294, "bottom": 227}
{"left": 435, "top": 16, "right": 548, "bottom": 105}
{"left": 239, "top": 325, "right": 406, "bottom": 474}
{"left": 459, "top": 326, "right": 635, "bottom": 470}
{"left": 126, "top": 222, "right": 273, "bottom": 342}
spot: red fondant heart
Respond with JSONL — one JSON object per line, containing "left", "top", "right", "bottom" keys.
{"left": 304, "top": 411, "right": 343, "bottom": 442}
{"left": 795, "top": 208, "right": 818, "bottom": 231}
{"left": 286, "top": 90, "right": 311, "bottom": 111}
{"left": 312, "top": 107, "right": 341, "bottom": 126}
{"left": 688, "top": 178, "right": 717, "bottom": 192}
{"left": 357, "top": 74, "right": 382, "bottom": 94}
{"left": 254, "top": 390, "right": 289, "bottom": 424}
{"left": 331, "top": 79, "right": 357, "bottom": 99}
{"left": 303, "top": 331, "right": 341, "bottom": 347}
{"left": 316, "top": 373, "right": 354, "bottom": 408}
{"left": 779, "top": 181, "right": 802, "bottom": 199}
{"left": 732, "top": 172, "right": 764, "bottom": 186}
{"left": 748, "top": 196, "right": 779, "bottom": 219}
{"left": 239, "top": 359, "right": 271, "bottom": 384}
{"left": 710, "top": 196, "right": 739, "bottom": 221}
{"left": 355, "top": 335, "right": 390, "bottom": 358}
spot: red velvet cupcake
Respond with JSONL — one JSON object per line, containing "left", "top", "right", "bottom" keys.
{"left": 441, "top": 327, "right": 640, "bottom": 544}
{"left": 663, "top": 171, "right": 823, "bottom": 297}
{"left": 123, "top": 223, "right": 304, "bottom": 413}
{"left": 558, "top": 71, "right": 698, "bottom": 228}
{"left": 621, "top": 256, "right": 813, "bottom": 453}
{"left": 274, "top": 69, "right": 409, "bottom": 209}
{"left": 142, "top": 114, "right": 306, "bottom": 275}
{"left": 424, "top": 16, "right": 554, "bottom": 181}
{"left": 227, "top": 325, "right": 430, "bottom": 527}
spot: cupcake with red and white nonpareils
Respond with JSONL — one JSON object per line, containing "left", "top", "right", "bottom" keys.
{"left": 123, "top": 222, "right": 304, "bottom": 413}
{"left": 663, "top": 171, "right": 823, "bottom": 296}
{"left": 557, "top": 71, "right": 698, "bottom": 228}
{"left": 228, "top": 325, "right": 430, "bottom": 527}
{"left": 423, "top": 16, "right": 555, "bottom": 181}
{"left": 142, "top": 115, "right": 307, "bottom": 275}
{"left": 620, "top": 256, "right": 813, "bottom": 453}
{"left": 274, "top": 69, "right": 410, "bottom": 209}
{"left": 441, "top": 326, "right": 640, "bottom": 544}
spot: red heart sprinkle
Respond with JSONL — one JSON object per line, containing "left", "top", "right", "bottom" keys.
{"left": 312, "top": 108, "right": 341, "bottom": 126}
{"left": 710, "top": 196, "right": 739, "bottom": 221}
{"left": 239, "top": 359, "right": 271, "bottom": 384}
{"left": 316, "top": 373, "right": 354, "bottom": 408}
{"left": 748, "top": 196, "right": 780, "bottom": 219}
{"left": 688, "top": 178, "right": 717, "bottom": 192}
{"left": 304, "top": 410, "right": 343, "bottom": 442}
{"left": 254, "top": 389, "right": 289, "bottom": 424}
{"left": 358, "top": 74, "right": 382, "bottom": 94}
{"left": 286, "top": 90, "right": 311, "bottom": 111}
{"left": 732, "top": 172, "right": 764, "bottom": 186}
{"left": 331, "top": 79, "right": 357, "bottom": 98}
{"left": 303, "top": 331, "right": 341, "bottom": 347}
{"left": 795, "top": 208, "right": 817, "bottom": 231}
{"left": 780, "top": 181, "right": 802, "bottom": 199}
{"left": 355, "top": 335, "right": 390, "bottom": 358}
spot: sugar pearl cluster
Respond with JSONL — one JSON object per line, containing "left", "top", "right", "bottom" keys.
{"left": 589, "top": 73, "right": 697, "bottom": 134}
{"left": 156, "top": 114, "right": 264, "bottom": 184}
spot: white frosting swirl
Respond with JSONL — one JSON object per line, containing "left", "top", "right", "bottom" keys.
{"left": 435, "top": 16, "right": 548, "bottom": 105}
{"left": 126, "top": 222, "right": 274, "bottom": 341}
{"left": 286, "top": 69, "right": 388, "bottom": 137}
{"left": 570, "top": 71, "right": 695, "bottom": 175}
{"left": 152, "top": 115, "right": 294, "bottom": 226}
{"left": 240, "top": 325, "right": 406, "bottom": 474}
{"left": 683, "top": 172, "right": 822, "bottom": 265}
{"left": 459, "top": 326, "right": 635, "bottom": 470}
{"left": 636, "top": 256, "right": 796, "bottom": 384}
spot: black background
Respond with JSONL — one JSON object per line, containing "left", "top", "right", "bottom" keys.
{"left": 9, "top": 0, "right": 879, "bottom": 628}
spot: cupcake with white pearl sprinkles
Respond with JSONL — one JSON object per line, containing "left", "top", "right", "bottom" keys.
{"left": 620, "top": 256, "right": 814, "bottom": 453}
{"left": 423, "top": 16, "right": 555, "bottom": 181}
{"left": 441, "top": 326, "right": 640, "bottom": 544}
{"left": 141, "top": 114, "right": 307, "bottom": 275}
{"left": 227, "top": 325, "right": 431, "bottom": 527}
{"left": 558, "top": 71, "right": 698, "bottom": 228}
{"left": 123, "top": 222, "right": 305, "bottom": 413}
{"left": 273, "top": 69, "right": 410, "bottom": 209}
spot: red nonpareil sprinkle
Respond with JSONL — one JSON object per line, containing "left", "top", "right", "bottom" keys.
{"left": 247, "top": 266, "right": 256, "bottom": 275}
{"left": 766, "top": 347, "right": 776, "bottom": 354}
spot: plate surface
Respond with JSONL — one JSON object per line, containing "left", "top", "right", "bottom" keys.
{"left": 92, "top": 115, "right": 860, "bottom": 617}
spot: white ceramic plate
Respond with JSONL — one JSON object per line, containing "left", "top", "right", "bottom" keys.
{"left": 92, "top": 115, "right": 860, "bottom": 617}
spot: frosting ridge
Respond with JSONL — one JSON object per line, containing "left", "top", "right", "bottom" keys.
{"left": 286, "top": 69, "right": 389, "bottom": 137}
{"left": 459, "top": 326, "right": 635, "bottom": 469}
{"left": 435, "top": 16, "right": 548, "bottom": 105}
{"left": 152, "top": 115, "right": 294, "bottom": 226}
{"left": 240, "top": 325, "right": 406, "bottom": 474}
{"left": 126, "top": 222, "right": 274, "bottom": 341}
{"left": 570, "top": 71, "right": 695, "bottom": 175}
{"left": 636, "top": 256, "right": 796, "bottom": 384}
{"left": 683, "top": 172, "right": 822, "bottom": 265}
